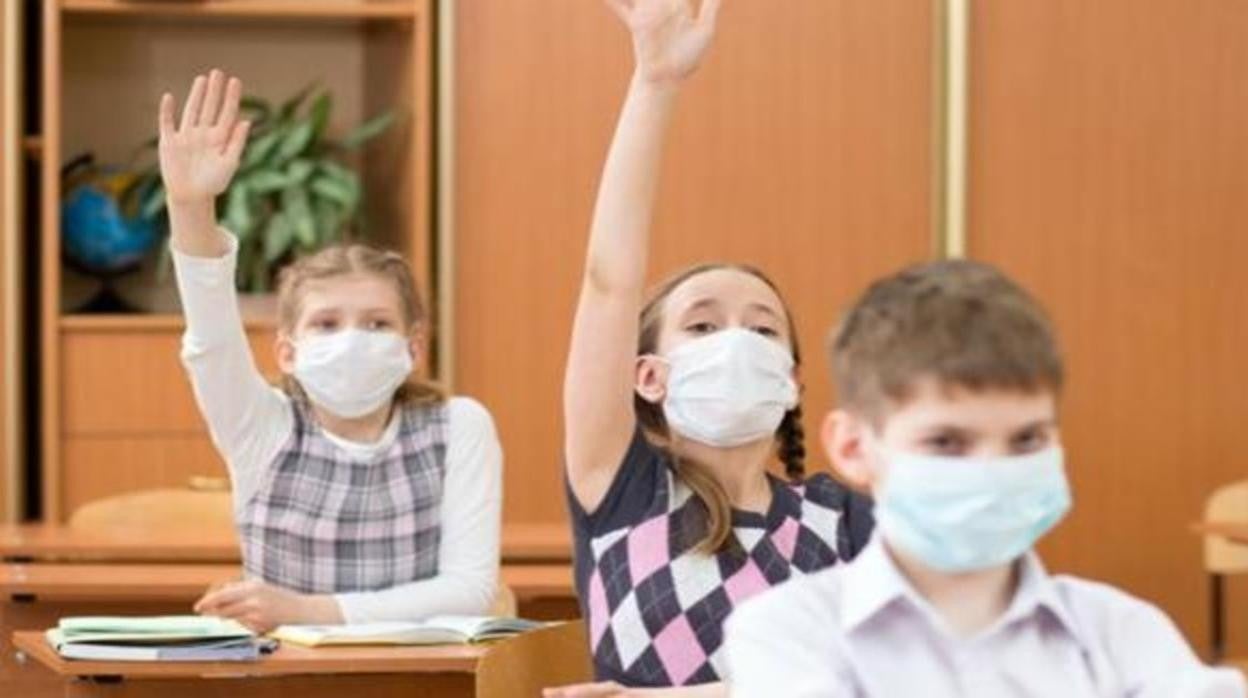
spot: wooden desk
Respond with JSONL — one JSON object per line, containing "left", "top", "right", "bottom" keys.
{"left": 1, "top": 564, "right": 238, "bottom": 698}
{"left": 0, "top": 525, "right": 238, "bottom": 563}
{"left": 0, "top": 561, "right": 577, "bottom": 696}
{"left": 14, "top": 630, "right": 486, "bottom": 697}
{"left": 1192, "top": 521, "right": 1248, "bottom": 545}
{"left": 0, "top": 522, "right": 573, "bottom": 563}
{"left": 0, "top": 564, "right": 239, "bottom": 602}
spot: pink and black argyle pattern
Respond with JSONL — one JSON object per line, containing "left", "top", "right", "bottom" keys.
{"left": 582, "top": 469, "right": 850, "bottom": 686}
{"left": 237, "top": 399, "right": 448, "bottom": 594}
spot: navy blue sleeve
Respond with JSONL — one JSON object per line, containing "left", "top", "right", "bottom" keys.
{"left": 801, "top": 472, "right": 875, "bottom": 562}
{"left": 842, "top": 488, "right": 875, "bottom": 559}
{"left": 565, "top": 426, "right": 667, "bottom": 537}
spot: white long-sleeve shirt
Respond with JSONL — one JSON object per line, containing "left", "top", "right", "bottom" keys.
{"left": 172, "top": 234, "right": 502, "bottom": 623}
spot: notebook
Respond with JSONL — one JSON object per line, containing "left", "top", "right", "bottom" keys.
{"left": 47, "top": 615, "right": 272, "bottom": 662}
{"left": 271, "top": 616, "right": 543, "bottom": 647}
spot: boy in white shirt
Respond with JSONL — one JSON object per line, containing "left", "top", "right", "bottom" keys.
{"left": 724, "top": 260, "right": 1246, "bottom": 698}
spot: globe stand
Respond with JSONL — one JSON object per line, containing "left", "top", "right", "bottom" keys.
{"left": 65, "top": 257, "right": 143, "bottom": 314}
{"left": 75, "top": 277, "right": 140, "bottom": 314}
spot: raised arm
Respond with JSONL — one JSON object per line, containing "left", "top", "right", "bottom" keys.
{"left": 162, "top": 72, "right": 290, "bottom": 497}
{"left": 563, "top": 0, "right": 722, "bottom": 513}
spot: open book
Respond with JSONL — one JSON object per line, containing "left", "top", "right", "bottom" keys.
{"left": 47, "top": 616, "right": 271, "bottom": 662}
{"left": 271, "top": 616, "right": 542, "bottom": 647}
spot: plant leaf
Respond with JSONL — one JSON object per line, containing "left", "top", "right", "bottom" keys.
{"left": 341, "top": 110, "right": 397, "bottom": 150}
{"left": 241, "top": 129, "right": 283, "bottom": 171}
{"left": 285, "top": 158, "right": 316, "bottom": 185}
{"left": 244, "top": 170, "right": 291, "bottom": 194}
{"left": 308, "top": 92, "right": 332, "bottom": 144}
{"left": 282, "top": 185, "right": 316, "bottom": 248}
{"left": 278, "top": 82, "right": 318, "bottom": 123}
{"left": 262, "top": 212, "right": 294, "bottom": 264}
{"left": 140, "top": 183, "right": 167, "bottom": 220}
{"left": 223, "top": 183, "right": 253, "bottom": 238}
{"left": 239, "top": 96, "right": 273, "bottom": 127}
{"left": 309, "top": 175, "right": 354, "bottom": 208}
{"left": 275, "top": 121, "right": 315, "bottom": 164}
{"left": 314, "top": 198, "right": 344, "bottom": 244}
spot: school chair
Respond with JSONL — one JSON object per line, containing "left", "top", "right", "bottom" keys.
{"left": 1204, "top": 479, "right": 1248, "bottom": 668}
{"left": 68, "top": 486, "right": 234, "bottom": 535}
{"left": 476, "top": 620, "right": 591, "bottom": 698}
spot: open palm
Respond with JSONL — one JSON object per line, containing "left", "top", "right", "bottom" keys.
{"left": 607, "top": 0, "right": 722, "bottom": 83}
{"left": 158, "top": 70, "right": 250, "bottom": 206}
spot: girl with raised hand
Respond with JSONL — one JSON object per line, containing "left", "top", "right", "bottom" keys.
{"left": 158, "top": 70, "right": 503, "bottom": 633}
{"left": 551, "top": 1, "right": 873, "bottom": 695}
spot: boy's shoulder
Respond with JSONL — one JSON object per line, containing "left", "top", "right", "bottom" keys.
{"left": 1047, "top": 573, "right": 1180, "bottom": 643}
{"left": 730, "top": 562, "right": 850, "bottom": 637}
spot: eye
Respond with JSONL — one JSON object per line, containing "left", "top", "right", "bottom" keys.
{"left": 1011, "top": 428, "right": 1050, "bottom": 454}
{"left": 366, "top": 319, "right": 393, "bottom": 331}
{"left": 685, "top": 322, "right": 717, "bottom": 335}
{"left": 310, "top": 318, "right": 338, "bottom": 332}
{"left": 923, "top": 433, "right": 967, "bottom": 456}
{"left": 751, "top": 325, "right": 780, "bottom": 338}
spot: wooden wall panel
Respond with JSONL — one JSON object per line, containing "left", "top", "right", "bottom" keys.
{"left": 454, "top": 1, "right": 934, "bottom": 526}
{"left": 968, "top": 0, "right": 1248, "bottom": 655}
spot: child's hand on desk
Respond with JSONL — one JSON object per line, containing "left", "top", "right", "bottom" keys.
{"left": 194, "top": 579, "right": 343, "bottom": 634}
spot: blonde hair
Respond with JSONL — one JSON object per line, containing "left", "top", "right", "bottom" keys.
{"left": 276, "top": 243, "right": 444, "bottom": 406}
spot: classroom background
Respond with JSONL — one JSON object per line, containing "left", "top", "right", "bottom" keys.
{"left": 0, "top": 0, "right": 1246, "bottom": 682}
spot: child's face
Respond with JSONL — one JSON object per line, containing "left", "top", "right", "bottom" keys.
{"left": 276, "top": 272, "right": 421, "bottom": 374}
{"left": 823, "top": 377, "right": 1060, "bottom": 491}
{"left": 636, "top": 268, "right": 795, "bottom": 403}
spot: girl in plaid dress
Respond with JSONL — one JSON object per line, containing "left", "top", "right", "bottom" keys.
{"left": 552, "top": 1, "right": 873, "bottom": 695}
{"left": 158, "top": 70, "right": 502, "bottom": 633}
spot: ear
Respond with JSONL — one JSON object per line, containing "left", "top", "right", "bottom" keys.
{"left": 634, "top": 355, "right": 670, "bottom": 405}
{"left": 275, "top": 333, "right": 297, "bottom": 375}
{"left": 821, "top": 409, "right": 877, "bottom": 491}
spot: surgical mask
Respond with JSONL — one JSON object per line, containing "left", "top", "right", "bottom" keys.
{"left": 874, "top": 445, "right": 1071, "bottom": 572}
{"left": 659, "top": 327, "right": 799, "bottom": 448}
{"left": 293, "top": 329, "right": 413, "bottom": 419}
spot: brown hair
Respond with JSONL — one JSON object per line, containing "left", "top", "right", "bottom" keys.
{"left": 276, "top": 243, "right": 444, "bottom": 406}
{"left": 830, "top": 259, "right": 1062, "bottom": 420}
{"left": 636, "top": 263, "right": 805, "bottom": 555}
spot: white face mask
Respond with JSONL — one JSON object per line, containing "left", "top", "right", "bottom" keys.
{"left": 874, "top": 445, "right": 1072, "bottom": 572}
{"left": 658, "top": 327, "right": 799, "bottom": 448}
{"left": 292, "top": 329, "right": 413, "bottom": 419}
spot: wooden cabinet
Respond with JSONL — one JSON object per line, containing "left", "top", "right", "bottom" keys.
{"left": 39, "top": 0, "right": 435, "bottom": 520}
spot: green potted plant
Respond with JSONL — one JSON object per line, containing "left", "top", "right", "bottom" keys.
{"left": 130, "top": 84, "right": 397, "bottom": 292}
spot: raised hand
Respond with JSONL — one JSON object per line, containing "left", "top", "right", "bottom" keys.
{"left": 158, "top": 69, "right": 250, "bottom": 207}
{"left": 606, "top": 0, "right": 723, "bottom": 84}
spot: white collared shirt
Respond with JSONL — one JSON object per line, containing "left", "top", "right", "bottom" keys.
{"left": 725, "top": 535, "right": 1246, "bottom": 698}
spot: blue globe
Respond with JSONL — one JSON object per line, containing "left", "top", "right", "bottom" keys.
{"left": 61, "top": 181, "right": 157, "bottom": 276}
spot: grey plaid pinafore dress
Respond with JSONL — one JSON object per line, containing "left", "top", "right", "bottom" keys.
{"left": 237, "top": 398, "right": 449, "bottom": 594}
